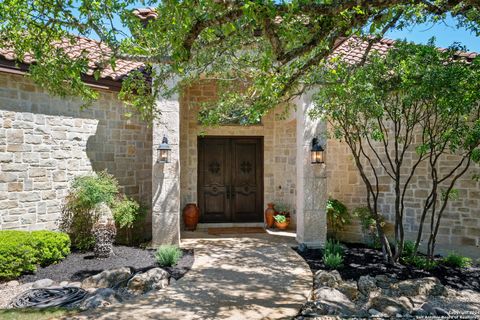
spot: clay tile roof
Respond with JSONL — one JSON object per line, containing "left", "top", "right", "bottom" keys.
{"left": 0, "top": 36, "right": 144, "bottom": 81}
{"left": 132, "top": 7, "right": 158, "bottom": 21}
{"left": 331, "top": 36, "right": 478, "bottom": 64}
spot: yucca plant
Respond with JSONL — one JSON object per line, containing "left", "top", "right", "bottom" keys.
{"left": 155, "top": 245, "right": 182, "bottom": 267}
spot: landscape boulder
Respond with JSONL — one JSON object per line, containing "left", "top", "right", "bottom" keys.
{"left": 357, "top": 275, "right": 377, "bottom": 296}
{"left": 368, "top": 296, "right": 413, "bottom": 316}
{"left": 337, "top": 281, "right": 359, "bottom": 301}
{"left": 374, "top": 274, "right": 393, "bottom": 289}
{"left": 395, "top": 277, "right": 446, "bottom": 297}
{"left": 81, "top": 267, "right": 132, "bottom": 289}
{"left": 79, "top": 288, "right": 121, "bottom": 310}
{"left": 127, "top": 268, "right": 170, "bottom": 294}
{"left": 314, "top": 270, "right": 342, "bottom": 288}
{"left": 313, "top": 287, "right": 356, "bottom": 316}
{"left": 32, "top": 279, "right": 54, "bottom": 288}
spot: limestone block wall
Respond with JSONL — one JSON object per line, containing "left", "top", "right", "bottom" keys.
{"left": 0, "top": 72, "right": 152, "bottom": 232}
{"left": 179, "top": 80, "right": 297, "bottom": 225}
{"left": 327, "top": 137, "right": 480, "bottom": 255}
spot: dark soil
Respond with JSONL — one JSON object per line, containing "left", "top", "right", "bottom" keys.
{"left": 294, "top": 243, "right": 480, "bottom": 292}
{"left": 18, "top": 246, "right": 194, "bottom": 283}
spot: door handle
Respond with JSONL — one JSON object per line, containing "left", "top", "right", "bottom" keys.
{"left": 226, "top": 185, "right": 230, "bottom": 199}
{"left": 231, "top": 186, "right": 235, "bottom": 198}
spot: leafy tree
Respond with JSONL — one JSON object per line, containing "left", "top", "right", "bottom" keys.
{"left": 1, "top": 1, "right": 479, "bottom": 122}
{"left": 313, "top": 41, "right": 480, "bottom": 263}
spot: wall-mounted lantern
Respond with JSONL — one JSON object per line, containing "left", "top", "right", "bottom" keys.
{"left": 311, "top": 137, "right": 325, "bottom": 164}
{"left": 157, "top": 135, "right": 171, "bottom": 164}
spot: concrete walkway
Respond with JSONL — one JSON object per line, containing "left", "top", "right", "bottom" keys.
{"left": 75, "top": 232, "right": 312, "bottom": 320}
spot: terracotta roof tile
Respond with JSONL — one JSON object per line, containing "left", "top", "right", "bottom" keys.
{"left": 1, "top": 29, "right": 477, "bottom": 83}
{"left": 331, "top": 36, "right": 478, "bottom": 64}
{"left": 0, "top": 36, "right": 144, "bottom": 81}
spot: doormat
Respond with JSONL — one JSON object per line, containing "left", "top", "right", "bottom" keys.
{"left": 207, "top": 227, "right": 266, "bottom": 235}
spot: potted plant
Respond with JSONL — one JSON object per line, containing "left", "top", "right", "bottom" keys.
{"left": 274, "top": 214, "right": 289, "bottom": 230}
{"left": 273, "top": 203, "right": 290, "bottom": 230}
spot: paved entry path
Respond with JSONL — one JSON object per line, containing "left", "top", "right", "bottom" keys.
{"left": 76, "top": 233, "right": 312, "bottom": 320}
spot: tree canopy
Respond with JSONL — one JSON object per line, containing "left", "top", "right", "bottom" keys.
{"left": 314, "top": 40, "right": 480, "bottom": 262}
{"left": 1, "top": 1, "right": 479, "bottom": 122}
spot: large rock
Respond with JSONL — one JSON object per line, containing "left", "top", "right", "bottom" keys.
{"left": 337, "top": 281, "right": 360, "bottom": 301}
{"left": 127, "top": 268, "right": 170, "bottom": 294}
{"left": 368, "top": 296, "right": 413, "bottom": 316}
{"left": 374, "top": 274, "right": 393, "bottom": 289}
{"left": 81, "top": 267, "right": 131, "bottom": 289}
{"left": 314, "top": 270, "right": 342, "bottom": 288}
{"left": 358, "top": 275, "right": 377, "bottom": 296}
{"left": 313, "top": 287, "right": 356, "bottom": 316}
{"left": 395, "top": 277, "right": 446, "bottom": 297}
{"left": 79, "top": 288, "right": 121, "bottom": 310}
{"left": 32, "top": 279, "right": 54, "bottom": 288}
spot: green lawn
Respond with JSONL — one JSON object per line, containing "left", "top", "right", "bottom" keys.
{"left": 0, "top": 308, "right": 77, "bottom": 320}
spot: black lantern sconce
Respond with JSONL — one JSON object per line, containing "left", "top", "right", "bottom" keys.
{"left": 157, "top": 135, "right": 171, "bottom": 164}
{"left": 311, "top": 137, "right": 325, "bottom": 164}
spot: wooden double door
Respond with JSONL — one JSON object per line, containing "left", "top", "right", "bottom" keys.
{"left": 198, "top": 137, "right": 263, "bottom": 223}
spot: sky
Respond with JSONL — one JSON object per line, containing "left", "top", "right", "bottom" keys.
{"left": 386, "top": 15, "right": 480, "bottom": 53}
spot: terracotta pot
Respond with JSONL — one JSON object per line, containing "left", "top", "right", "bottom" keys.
{"left": 183, "top": 203, "right": 200, "bottom": 231}
{"left": 264, "top": 203, "right": 275, "bottom": 228}
{"left": 275, "top": 220, "right": 289, "bottom": 230}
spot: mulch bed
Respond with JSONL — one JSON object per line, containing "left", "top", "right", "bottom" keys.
{"left": 18, "top": 245, "right": 194, "bottom": 283}
{"left": 294, "top": 243, "right": 480, "bottom": 292}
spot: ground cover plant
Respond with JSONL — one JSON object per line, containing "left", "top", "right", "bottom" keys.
{"left": 0, "top": 230, "right": 70, "bottom": 280}
{"left": 322, "top": 240, "right": 345, "bottom": 269}
{"left": 155, "top": 245, "right": 183, "bottom": 268}
{"left": 442, "top": 252, "right": 473, "bottom": 268}
{"left": 295, "top": 243, "right": 480, "bottom": 292}
{"left": 314, "top": 41, "right": 480, "bottom": 263}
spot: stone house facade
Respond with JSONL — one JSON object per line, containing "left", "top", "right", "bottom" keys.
{"left": 0, "top": 71, "right": 152, "bottom": 234}
{"left": 0, "top": 36, "right": 479, "bottom": 257}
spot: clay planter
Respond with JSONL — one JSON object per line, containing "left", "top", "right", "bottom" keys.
{"left": 274, "top": 220, "right": 289, "bottom": 230}
{"left": 183, "top": 203, "right": 200, "bottom": 231}
{"left": 264, "top": 203, "right": 275, "bottom": 228}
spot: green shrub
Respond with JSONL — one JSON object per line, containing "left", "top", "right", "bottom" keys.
{"left": 402, "top": 240, "right": 416, "bottom": 258}
{"left": 404, "top": 255, "right": 438, "bottom": 270}
{"left": 70, "top": 171, "right": 119, "bottom": 209}
{"left": 155, "top": 245, "right": 182, "bottom": 267}
{"left": 61, "top": 171, "right": 144, "bottom": 250}
{"left": 323, "top": 252, "right": 344, "bottom": 269}
{"left": 324, "top": 239, "right": 344, "bottom": 256}
{"left": 442, "top": 252, "right": 472, "bottom": 268}
{"left": 0, "top": 230, "right": 70, "bottom": 280}
{"left": 113, "top": 196, "right": 145, "bottom": 229}
{"left": 31, "top": 231, "right": 71, "bottom": 266}
{"left": 61, "top": 171, "right": 119, "bottom": 250}
{"left": 326, "top": 198, "right": 350, "bottom": 240}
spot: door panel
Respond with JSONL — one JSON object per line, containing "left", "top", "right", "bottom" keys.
{"left": 198, "top": 137, "right": 263, "bottom": 223}
{"left": 198, "top": 138, "right": 230, "bottom": 222}
{"left": 231, "top": 139, "right": 263, "bottom": 222}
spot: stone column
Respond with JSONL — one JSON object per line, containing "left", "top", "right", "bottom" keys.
{"left": 152, "top": 78, "right": 181, "bottom": 246}
{"left": 295, "top": 92, "right": 327, "bottom": 248}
